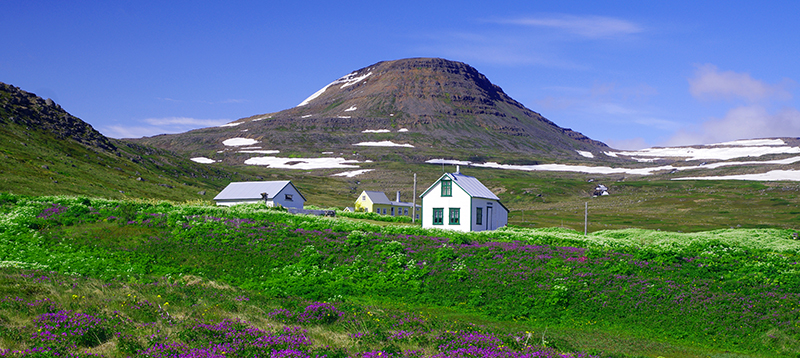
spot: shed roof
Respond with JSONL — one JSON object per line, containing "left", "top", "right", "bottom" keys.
{"left": 214, "top": 181, "right": 306, "bottom": 201}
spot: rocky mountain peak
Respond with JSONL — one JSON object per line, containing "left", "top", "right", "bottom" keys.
{"left": 134, "top": 58, "right": 609, "bottom": 160}
{"left": 0, "top": 82, "right": 116, "bottom": 152}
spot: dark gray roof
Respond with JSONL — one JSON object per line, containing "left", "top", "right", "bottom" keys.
{"left": 214, "top": 181, "right": 305, "bottom": 201}
{"left": 390, "top": 200, "right": 421, "bottom": 208}
{"left": 420, "top": 172, "right": 500, "bottom": 200}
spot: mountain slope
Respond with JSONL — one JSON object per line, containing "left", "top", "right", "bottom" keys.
{"left": 131, "top": 58, "right": 609, "bottom": 162}
{"left": 0, "top": 82, "right": 244, "bottom": 201}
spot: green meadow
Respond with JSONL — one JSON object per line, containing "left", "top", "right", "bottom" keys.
{"left": 1, "top": 193, "right": 798, "bottom": 357}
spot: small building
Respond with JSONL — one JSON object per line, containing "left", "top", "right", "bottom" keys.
{"left": 593, "top": 184, "right": 609, "bottom": 197}
{"left": 354, "top": 190, "right": 420, "bottom": 218}
{"left": 419, "top": 170, "right": 508, "bottom": 232}
{"left": 213, "top": 181, "right": 306, "bottom": 209}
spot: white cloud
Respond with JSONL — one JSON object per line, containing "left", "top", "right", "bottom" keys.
{"left": 669, "top": 65, "right": 800, "bottom": 146}
{"left": 143, "top": 117, "right": 231, "bottom": 127}
{"left": 492, "top": 15, "right": 643, "bottom": 38}
{"left": 605, "top": 137, "right": 650, "bottom": 150}
{"left": 99, "top": 117, "right": 231, "bottom": 138}
{"left": 688, "top": 64, "right": 792, "bottom": 102}
{"left": 100, "top": 125, "right": 164, "bottom": 139}
{"left": 666, "top": 105, "right": 800, "bottom": 146}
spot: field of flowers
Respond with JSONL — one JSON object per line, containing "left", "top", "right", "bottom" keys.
{"left": 1, "top": 193, "right": 799, "bottom": 356}
{"left": 1, "top": 266, "right": 596, "bottom": 358}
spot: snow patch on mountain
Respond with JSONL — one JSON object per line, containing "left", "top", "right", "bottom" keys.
{"left": 238, "top": 150, "right": 280, "bottom": 154}
{"left": 331, "top": 169, "right": 374, "bottom": 177}
{"left": 675, "top": 170, "right": 800, "bottom": 181}
{"left": 190, "top": 157, "right": 216, "bottom": 164}
{"left": 611, "top": 142, "right": 799, "bottom": 161}
{"left": 427, "top": 155, "right": 800, "bottom": 178}
{"left": 223, "top": 138, "right": 259, "bottom": 146}
{"left": 297, "top": 71, "right": 373, "bottom": 107}
{"left": 354, "top": 141, "right": 414, "bottom": 148}
{"left": 244, "top": 156, "right": 361, "bottom": 170}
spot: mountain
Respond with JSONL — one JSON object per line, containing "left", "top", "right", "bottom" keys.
{"left": 131, "top": 58, "right": 609, "bottom": 163}
{"left": 0, "top": 82, "right": 245, "bottom": 200}
{"left": 1, "top": 82, "right": 116, "bottom": 152}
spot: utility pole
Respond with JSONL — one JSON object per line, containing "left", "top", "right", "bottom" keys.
{"left": 584, "top": 202, "right": 588, "bottom": 236}
{"left": 412, "top": 173, "right": 417, "bottom": 223}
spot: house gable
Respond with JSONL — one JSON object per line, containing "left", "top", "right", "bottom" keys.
{"left": 420, "top": 172, "right": 508, "bottom": 232}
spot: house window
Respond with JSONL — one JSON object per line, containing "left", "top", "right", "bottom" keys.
{"left": 383, "top": 208, "right": 387, "bottom": 215}
{"left": 432, "top": 208, "right": 444, "bottom": 225}
{"left": 449, "top": 208, "right": 460, "bottom": 225}
{"left": 441, "top": 179, "right": 452, "bottom": 197}
{"left": 476, "top": 207, "right": 483, "bottom": 225}
{"left": 362, "top": 195, "right": 366, "bottom": 201}
{"left": 404, "top": 208, "right": 408, "bottom": 216}
{"left": 285, "top": 194, "right": 293, "bottom": 201}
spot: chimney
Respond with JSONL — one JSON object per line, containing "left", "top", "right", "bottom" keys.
{"left": 456, "top": 165, "right": 460, "bottom": 174}
{"left": 396, "top": 191, "right": 401, "bottom": 202}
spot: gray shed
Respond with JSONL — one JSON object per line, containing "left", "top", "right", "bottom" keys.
{"left": 213, "top": 181, "right": 306, "bottom": 209}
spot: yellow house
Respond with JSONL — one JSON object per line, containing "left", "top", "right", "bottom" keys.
{"left": 354, "top": 190, "right": 420, "bottom": 218}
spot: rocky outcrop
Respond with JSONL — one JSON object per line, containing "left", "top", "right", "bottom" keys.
{"left": 0, "top": 82, "right": 116, "bottom": 151}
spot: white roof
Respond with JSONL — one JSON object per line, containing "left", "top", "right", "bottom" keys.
{"left": 214, "top": 181, "right": 305, "bottom": 201}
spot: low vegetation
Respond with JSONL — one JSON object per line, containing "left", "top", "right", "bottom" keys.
{"left": 1, "top": 193, "right": 798, "bottom": 357}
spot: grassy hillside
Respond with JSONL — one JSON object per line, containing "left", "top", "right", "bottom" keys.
{"left": 1, "top": 194, "right": 798, "bottom": 357}
{"left": 0, "top": 119, "right": 255, "bottom": 202}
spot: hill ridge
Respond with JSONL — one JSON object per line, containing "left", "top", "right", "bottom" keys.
{"left": 0, "top": 82, "right": 116, "bottom": 152}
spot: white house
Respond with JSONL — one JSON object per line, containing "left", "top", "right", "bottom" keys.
{"left": 419, "top": 169, "right": 508, "bottom": 232}
{"left": 213, "top": 181, "right": 306, "bottom": 209}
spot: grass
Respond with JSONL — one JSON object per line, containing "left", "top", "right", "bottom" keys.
{"left": 0, "top": 267, "right": 605, "bottom": 357}
{"left": 0, "top": 121, "right": 256, "bottom": 202}
{"left": 0, "top": 265, "right": 760, "bottom": 358}
{"left": 3, "top": 195, "right": 799, "bottom": 357}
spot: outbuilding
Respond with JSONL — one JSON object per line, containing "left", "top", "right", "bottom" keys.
{"left": 213, "top": 181, "right": 306, "bottom": 209}
{"left": 354, "top": 190, "right": 420, "bottom": 218}
{"left": 419, "top": 169, "right": 508, "bottom": 232}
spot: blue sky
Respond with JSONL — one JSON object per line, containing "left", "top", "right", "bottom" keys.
{"left": 2, "top": 1, "right": 798, "bottom": 149}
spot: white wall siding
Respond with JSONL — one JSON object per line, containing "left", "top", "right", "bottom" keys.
{"left": 215, "top": 199, "right": 271, "bottom": 207}
{"left": 422, "top": 180, "right": 472, "bottom": 232}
